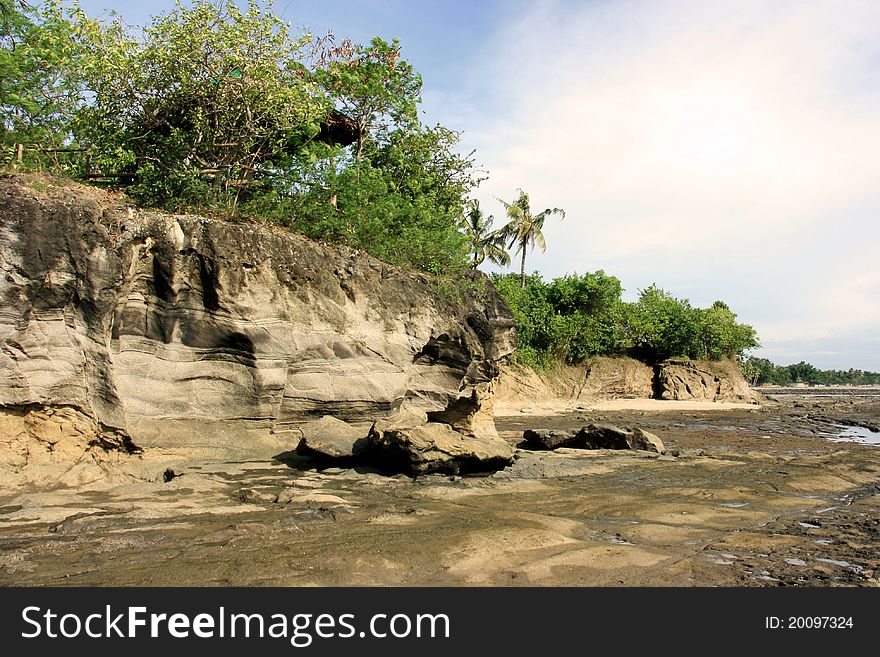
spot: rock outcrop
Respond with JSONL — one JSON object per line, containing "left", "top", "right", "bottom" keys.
{"left": 521, "top": 424, "right": 665, "bottom": 453}
{"left": 0, "top": 176, "right": 515, "bottom": 469}
{"left": 576, "top": 358, "right": 655, "bottom": 399}
{"left": 656, "top": 359, "right": 759, "bottom": 403}
{"left": 495, "top": 357, "right": 655, "bottom": 410}
{"left": 0, "top": 404, "right": 140, "bottom": 488}
{"left": 496, "top": 356, "right": 758, "bottom": 411}
{"left": 357, "top": 421, "right": 515, "bottom": 475}
{"left": 294, "top": 415, "right": 367, "bottom": 460}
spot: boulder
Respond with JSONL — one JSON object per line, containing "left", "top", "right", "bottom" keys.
{"left": 519, "top": 423, "right": 665, "bottom": 454}
{"left": 356, "top": 422, "right": 515, "bottom": 476}
{"left": 629, "top": 428, "right": 665, "bottom": 454}
{"left": 295, "top": 416, "right": 367, "bottom": 459}
{"left": 578, "top": 424, "right": 665, "bottom": 453}
{"left": 520, "top": 429, "right": 579, "bottom": 450}
{"left": 578, "top": 423, "right": 633, "bottom": 450}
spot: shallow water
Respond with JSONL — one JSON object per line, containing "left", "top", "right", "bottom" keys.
{"left": 829, "top": 423, "right": 880, "bottom": 446}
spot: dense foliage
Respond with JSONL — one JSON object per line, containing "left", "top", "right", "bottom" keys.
{"left": 741, "top": 358, "right": 880, "bottom": 387}
{"left": 492, "top": 273, "right": 759, "bottom": 369}
{"left": 0, "top": 0, "right": 85, "bottom": 164}
{"left": 0, "top": 0, "right": 479, "bottom": 274}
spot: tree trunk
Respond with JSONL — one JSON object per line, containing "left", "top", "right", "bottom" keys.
{"left": 520, "top": 240, "right": 527, "bottom": 288}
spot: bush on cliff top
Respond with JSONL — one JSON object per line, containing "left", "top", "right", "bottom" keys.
{"left": 1, "top": 0, "right": 476, "bottom": 276}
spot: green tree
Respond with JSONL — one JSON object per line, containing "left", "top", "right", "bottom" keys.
{"left": 1, "top": 1, "right": 482, "bottom": 278}
{"left": 0, "top": 0, "right": 86, "bottom": 161}
{"left": 315, "top": 36, "right": 421, "bottom": 161}
{"left": 368, "top": 124, "right": 481, "bottom": 216}
{"left": 75, "top": 0, "right": 326, "bottom": 209}
{"left": 627, "top": 285, "right": 701, "bottom": 362}
{"left": 545, "top": 272, "right": 628, "bottom": 360}
{"left": 287, "top": 122, "right": 478, "bottom": 274}
{"left": 497, "top": 188, "right": 564, "bottom": 288}
{"left": 698, "top": 300, "right": 759, "bottom": 360}
{"left": 462, "top": 200, "right": 510, "bottom": 269}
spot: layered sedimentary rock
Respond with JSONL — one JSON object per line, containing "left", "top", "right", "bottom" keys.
{"left": 496, "top": 356, "right": 758, "bottom": 410}
{"left": 656, "top": 359, "right": 758, "bottom": 403}
{"left": 0, "top": 176, "right": 515, "bottom": 465}
{"left": 575, "top": 357, "right": 656, "bottom": 399}
{"left": 495, "top": 357, "right": 656, "bottom": 409}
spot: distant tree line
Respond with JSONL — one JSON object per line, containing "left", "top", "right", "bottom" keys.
{"left": 741, "top": 358, "right": 880, "bottom": 387}
{"left": 492, "top": 272, "right": 759, "bottom": 369}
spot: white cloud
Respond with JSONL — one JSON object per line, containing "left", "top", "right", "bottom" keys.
{"left": 462, "top": 0, "right": 880, "bottom": 369}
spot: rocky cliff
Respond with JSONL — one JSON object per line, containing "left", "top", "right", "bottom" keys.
{"left": 655, "top": 358, "right": 757, "bottom": 402}
{"left": 0, "top": 176, "right": 516, "bottom": 474}
{"left": 496, "top": 356, "right": 760, "bottom": 409}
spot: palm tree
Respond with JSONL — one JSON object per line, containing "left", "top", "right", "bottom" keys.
{"left": 498, "top": 189, "right": 565, "bottom": 288}
{"left": 462, "top": 200, "right": 511, "bottom": 269}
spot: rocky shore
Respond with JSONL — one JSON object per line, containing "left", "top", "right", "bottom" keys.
{"left": 1, "top": 176, "right": 877, "bottom": 587}
{"left": 0, "top": 395, "right": 877, "bottom": 586}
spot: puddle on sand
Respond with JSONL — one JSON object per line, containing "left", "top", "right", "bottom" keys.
{"left": 828, "top": 424, "right": 880, "bottom": 446}
{"left": 817, "top": 558, "right": 863, "bottom": 573}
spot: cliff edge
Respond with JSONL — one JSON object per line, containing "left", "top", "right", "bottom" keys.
{"left": 0, "top": 175, "right": 516, "bottom": 478}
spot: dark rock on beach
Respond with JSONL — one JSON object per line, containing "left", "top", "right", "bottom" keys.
{"left": 520, "top": 423, "right": 665, "bottom": 453}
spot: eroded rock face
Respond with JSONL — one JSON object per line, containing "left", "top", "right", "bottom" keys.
{"left": 579, "top": 357, "right": 655, "bottom": 399}
{"left": 0, "top": 404, "right": 139, "bottom": 488}
{"left": 0, "top": 177, "right": 515, "bottom": 462}
{"left": 657, "top": 359, "right": 758, "bottom": 403}
{"left": 495, "top": 357, "right": 656, "bottom": 409}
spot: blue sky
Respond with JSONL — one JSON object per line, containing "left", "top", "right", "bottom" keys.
{"left": 70, "top": 1, "right": 880, "bottom": 371}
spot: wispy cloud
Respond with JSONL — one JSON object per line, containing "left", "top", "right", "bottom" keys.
{"left": 461, "top": 0, "right": 880, "bottom": 368}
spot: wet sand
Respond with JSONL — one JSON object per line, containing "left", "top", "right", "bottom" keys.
{"left": 0, "top": 395, "right": 878, "bottom": 586}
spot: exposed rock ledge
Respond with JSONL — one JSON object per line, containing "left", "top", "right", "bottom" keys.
{"left": 0, "top": 176, "right": 516, "bottom": 476}
{"left": 496, "top": 356, "right": 760, "bottom": 410}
